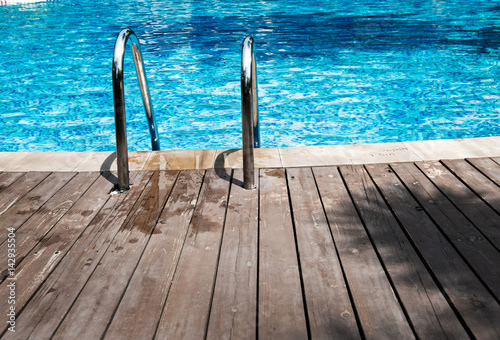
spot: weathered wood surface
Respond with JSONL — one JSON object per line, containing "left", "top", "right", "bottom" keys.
{"left": 391, "top": 162, "right": 500, "bottom": 300}
{"left": 206, "top": 169, "right": 258, "bottom": 340}
{"left": 154, "top": 168, "right": 231, "bottom": 339}
{"left": 416, "top": 161, "right": 500, "bottom": 249}
{"left": 53, "top": 170, "right": 177, "bottom": 339}
{"left": 1, "top": 159, "right": 499, "bottom": 339}
{"left": 315, "top": 166, "right": 415, "bottom": 339}
{"left": 6, "top": 171, "right": 151, "bottom": 340}
{"left": 468, "top": 157, "right": 500, "bottom": 186}
{"left": 337, "top": 164, "right": 469, "bottom": 339}
{"left": 258, "top": 168, "right": 308, "bottom": 340}
{"left": 287, "top": 167, "right": 359, "bottom": 340}
{"left": 366, "top": 163, "right": 500, "bottom": 339}
{"left": 0, "top": 172, "right": 25, "bottom": 194}
{"left": 0, "top": 172, "right": 69, "bottom": 242}
{"left": 0, "top": 172, "right": 98, "bottom": 283}
{"left": 105, "top": 170, "right": 204, "bottom": 340}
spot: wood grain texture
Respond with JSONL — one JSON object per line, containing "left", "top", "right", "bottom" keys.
{"left": 0, "top": 172, "right": 50, "bottom": 219}
{"left": 1, "top": 160, "right": 499, "bottom": 340}
{"left": 1, "top": 172, "right": 151, "bottom": 340}
{"left": 104, "top": 170, "right": 204, "bottom": 340}
{"left": 0, "top": 172, "right": 114, "bottom": 331}
{"left": 315, "top": 166, "right": 415, "bottom": 340}
{"left": 206, "top": 169, "right": 259, "bottom": 340}
{"left": 443, "top": 159, "right": 500, "bottom": 214}
{"left": 334, "top": 165, "right": 468, "bottom": 340}
{"left": 0, "top": 172, "right": 98, "bottom": 283}
{"left": 367, "top": 163, "right": 500, "bottom": 339}
{"left": 258, "top": 168, "right": 308, "bottom": 340}
{"left": 287, "top": 167, "right": 360, "bottom": 340}
{"left": 154, "top": 168, "right": 231, "bottom": 340}
{"left": 416, "top": 161, "right": 500, "bottom": 249}
{"left": 391, "top": 162, "right": 500, "bottom": 299}
{"left": 0, "top": 172, "right": 73, "bottom": 241}
{"left": 467, "top": 157, "right": 500, "bottom": 186}
{"left": 0, "top": 172, "right": 25, "bottom": 194}
{"left": 51, "top": 170, "right": 177, "bottom": 340}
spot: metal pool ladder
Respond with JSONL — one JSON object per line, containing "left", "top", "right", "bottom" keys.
{"left": 112, "top": 31, "right": 259, "bottom": 191}
{"left": 112, "top": 28, "right": 160, "bottom": 192}
{"left": 241, "top": 36, "right": 260, "bottom": 189}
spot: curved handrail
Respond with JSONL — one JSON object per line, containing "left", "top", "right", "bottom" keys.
{"left": 241, "top": 36, "right": 260, "bottom": 190}
{"left": 112, "top": 28, "right": 160, "bottom": 192}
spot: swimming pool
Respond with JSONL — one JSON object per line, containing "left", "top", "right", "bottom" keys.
{"left": 1, "top": 0, "right": 499, "bottom": 152}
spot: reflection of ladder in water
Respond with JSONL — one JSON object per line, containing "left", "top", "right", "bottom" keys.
{"left": 112, "top": 28, "right": 260, "bottom": 192}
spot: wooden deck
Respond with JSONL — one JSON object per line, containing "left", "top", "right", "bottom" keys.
{"left": 1, "top": 158, "right": 499, "bottom": 339}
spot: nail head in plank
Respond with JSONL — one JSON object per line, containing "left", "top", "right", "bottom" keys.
{"left": 0, "top": 172, "right": 25, "bottom": 193}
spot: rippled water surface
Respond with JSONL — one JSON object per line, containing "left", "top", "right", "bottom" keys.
{"left": 1, "top": 0, "right": 500, "bottom": 151}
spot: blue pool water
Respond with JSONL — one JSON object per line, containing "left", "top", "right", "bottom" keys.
{"left": 1, "top": 0, "right": 500, "bottom": 152}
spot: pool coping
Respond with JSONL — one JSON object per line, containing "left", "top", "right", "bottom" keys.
{"left": 1, "top": 136, "right": 500, "bottom": 172}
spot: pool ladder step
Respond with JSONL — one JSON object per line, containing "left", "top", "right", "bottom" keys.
{"left": 112, "top": 28, "right": 259, "bottom": 192}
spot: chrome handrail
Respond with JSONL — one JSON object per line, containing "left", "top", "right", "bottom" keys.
{"left": 112, "top": 28, "right": 160, "bottom": 192}
{"left": 241, "top": 36, "right": 260, "bottom": 190}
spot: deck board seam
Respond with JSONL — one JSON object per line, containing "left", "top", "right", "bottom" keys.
{"left": 311, "top": 166, "right": 365, "bottom": 339}
{"left": 101, "top": 170, "right": 181, "bottom": 339}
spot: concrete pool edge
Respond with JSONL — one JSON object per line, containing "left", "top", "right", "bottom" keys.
{"left": 1, "top": 136, "right": 500, "bottom": 172}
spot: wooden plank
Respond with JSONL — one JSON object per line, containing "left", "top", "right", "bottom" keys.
{"left": 443, "top": 159, "right": 500, "bottom": 214}
{"left": 257, "top": 168, "right": 308, "bottom": 340}
{"left": 0, "top": 172, "right": 52, "bottom": 239}
{"left": 154, "top": 168, "right": 231, "bottom": 339}
{"left": 416, "top": 161, "right": 500, "bottom": 249}
{"left": 391, "top": 162, "right": 500, "bottom": 299}
{"left": 104, "top": 170, "right": 204, "bottom": 340}
{"left": 322, "top": 165, "right": 469, "bottom": 339}
{"left": 0, "top": 172, "right": 114, "bottom": 330}
{"left": 467, "top": 158, "right": 500, "bottom": 186}
{"left": 287, "top": 167, "right": 360, "bottom": 339}
{"left": 51, "top": 170, "right": 177, "bottom": 339}
{"left": 0, "top": 172, "right": 75, "bottom": 238}
{"left": 2, "top": 172, "right": 152, "bottom": 339}
{"left": 0, "top": 172, "right": 25, "bottom": 194}
{"left": 0, "top": 172, "right": 50, "bottom": 216}
{"left": 205, "top": 169, "right": 258, "bottom": 340}
{"left": 0, "top": 172, "right": 98, "bottom": 282}
{"left": 314, "top": 166, "right": 415, "bottom": 339}
{"left": 366, "top": 163, "right": 500, "bottom": 339}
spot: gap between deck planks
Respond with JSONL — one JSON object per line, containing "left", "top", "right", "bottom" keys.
{"left": 0, "top": 158, "right": 499, "bottom": 339}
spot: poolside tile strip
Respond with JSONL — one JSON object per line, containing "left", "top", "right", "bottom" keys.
{"left": 1, "top": 137, "right": 499, "bottom": 171}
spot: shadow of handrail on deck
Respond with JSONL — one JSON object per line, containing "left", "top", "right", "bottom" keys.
{"left": 100, "top": 152, "right": 118, "bottom": 186}
{"left": 214, "top": 149, "right": 244, "bottom": 188}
